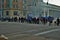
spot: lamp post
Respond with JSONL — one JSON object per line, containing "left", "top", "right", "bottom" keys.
{"left": 43, "top": 7, "right": 45, "bottom": 17}
{"left": 47, "top": 0, "right": 49, "bottom": 17}
{"left": 43, "top": 0, "right": 49, "bottom": 17}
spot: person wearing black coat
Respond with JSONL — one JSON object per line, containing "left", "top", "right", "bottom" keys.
{"left": 56, "top": 17, "right": 60, "bottom": 26}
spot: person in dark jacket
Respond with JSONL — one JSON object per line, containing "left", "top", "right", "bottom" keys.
{"left": 56, "top": 17, "right": 60, "bottom": 26}
{"left": 48, "top": 16, "right": 54, "bottom": 26}
{"left": 14, "top": 17, "right": 17, "bottom": 22}
{"left": 21, "top": 17, "right": 24, "bottom": 23}
{"left": 19, "top": 17, "right": 21, "bottom": 22}
{"left": 36, "top": 17, "right": 39, "bottom": 24}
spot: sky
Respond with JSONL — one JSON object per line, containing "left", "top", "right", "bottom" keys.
{"left": 43, "top": 0, "right": 60, "bottom": 6}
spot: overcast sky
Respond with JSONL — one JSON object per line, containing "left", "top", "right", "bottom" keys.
{"left": 43, "top": 0, "right": 60, "bottom": 6}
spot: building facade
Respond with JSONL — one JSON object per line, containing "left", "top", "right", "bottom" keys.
{"left": 1, "top": 0, "right": 60, "bottom": 18}
{"left": 0, "top": 0, "right": 3, "bottom": 17}
{"left": 3, "top": 0, "right": 23, "bottom": 18}
{"left": 22, "top": 0, "right": 60, "bottom": 18}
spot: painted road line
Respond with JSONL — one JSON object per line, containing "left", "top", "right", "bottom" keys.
{"left": 8, "top": 34, "right": 30, "bottom": 38}
{"left": 34, "top": 29, "right": 60, "bottom": 36}
{"left": 6, "top": 30, "right": 37, "bottom": 36}
{"left": 7, "top": 30, "right": 37, "bottom": 38}
{"left": 24, "top": 30, "right": 37, "bottom": 32}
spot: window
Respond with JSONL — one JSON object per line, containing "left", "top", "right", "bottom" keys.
{"left": 13, "top": 4, "right": 18, "bottom": 8}
{"left": 6, "top": 0, "right": 10, "bottom": 8}
{"left": 2, "top": 0, "right": 4, "bottom": 3}
{"left": 2, "top": 0, "right": 4, "bottom": 8}
{"left": 23, "top": 0, "right": 26, "bottom": 4}
{"left": 2, "top": 5, "right": 4, "bottom": 8}
{"left": 6, "top": 11, "right": 9, "bottom": 15}
{"left": 14, "top": 0, "right": 18, "bottom": 2}
{"left": 6, "top": 4, "right": 10, "bottom": 8}
{"left": 0, "top": 4, "right": 1, "bottom": 8}
{"left": 14, "top": 11, "right": 18, "bottom": 15}
{"left": 15, "top": 0, "right": 18, "bottom": 2}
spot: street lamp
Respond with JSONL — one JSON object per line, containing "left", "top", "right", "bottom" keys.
{"left": 43, "top": 0, "right": 49, "bottom": 17}
{"left": 47, "top": 0, "right": 49, "bottom": 17}
{"left": 47, "top": 0, "right": 49, "bottom": 5}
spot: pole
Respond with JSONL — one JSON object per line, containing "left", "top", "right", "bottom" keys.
{"left": 48, "top": 8, "right": 49, "bottom": 16}
{"left": 44, "top": 8, "right": 45, "bottom": 17}
{"left": 47, "top": 0, "right": 49, "bottom": 17}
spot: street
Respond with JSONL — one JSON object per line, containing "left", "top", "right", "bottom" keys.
{"left": 0, "top": 22, "right": 60, "bottom": 40}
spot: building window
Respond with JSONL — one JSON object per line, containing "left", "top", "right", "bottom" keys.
{"left": 6, "top": 4, "right": 10, "bottom": 8}
{"left": 23, "top": 0, "right": 26, "bottom": 4}
{"left": 14, "top": 0, "right": 18, "bottom": 2}
{"left": 15, "top": 0, "right": 18, "bottom": 2}
{"left": 0, "top": 4, "right": 1, "bottom": 8}
{"left": 6, "top": 11, "right": 9, "bottom": 15}
{"left": 14, "top": 11, "right": 18, "bottom": 15}
{"left": 2, "top": 0, "right": 4, "bottom": 8}
{"left": 2, "top": 0, "right": 4, "bottom": 3}
{"left": 13, "top": 4, "right": 18, "bottom": 8}
{"left": 6, "top": 0, "right": 10, "bottom": 8}
{"left": 2, "top": 4, "right": 4, "bottom": 8}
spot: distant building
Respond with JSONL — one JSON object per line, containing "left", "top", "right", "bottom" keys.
{"left": 22, "top": 0, "right": 60, "bottom": 18}
{"left": 3, "top": 0, "right": 23, "bottom": 18}
{"left": 1, "top": 0, "right": 60, "bottom": 18}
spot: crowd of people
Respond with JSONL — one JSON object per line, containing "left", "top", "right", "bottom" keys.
{"left": 0, "top": 16, "right": 60, "bottom": 26}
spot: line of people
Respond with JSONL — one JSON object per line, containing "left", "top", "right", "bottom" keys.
{"left": 0, "top": 17, "right": 41, "bottom": 24}
{"left": 54, "top": 17, "right": 60, "bottom": 26}
{"left": 0, "top": 16, "right": 60, "bottom": 26}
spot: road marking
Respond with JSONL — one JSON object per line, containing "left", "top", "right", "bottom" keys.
{"left": 6, "top": 30, "right": 37, "bottom": 36}
{"left": 34, "top": 29, "right": 60, "bottom": 36}
{"left": 7, "top": 30, "right": 37, "bottom": 38}
{"left": 8, "top": 34, "right": 29, "bottom": 38}
{"left": 25, "top": 30, "right": 37, "bottom": 32}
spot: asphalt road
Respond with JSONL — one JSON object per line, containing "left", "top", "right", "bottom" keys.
{"left": 0, "top": 22, "right": 60, "bottom": 40}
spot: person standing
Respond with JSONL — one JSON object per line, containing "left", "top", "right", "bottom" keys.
{"left": 56, "top": 17, "right": 60, "bottom": 26}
